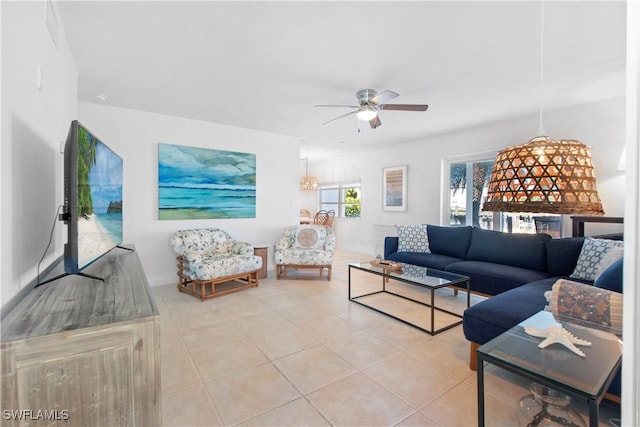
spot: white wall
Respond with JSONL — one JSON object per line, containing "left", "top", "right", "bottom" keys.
{"left": 1, "top": 1, "right": 78, "bottom": 308}
{"left": 318, "top": 97, "right": 626, "bottom": 254}
{"left": 79, "top": 103, "right": 300, "bottom": 286}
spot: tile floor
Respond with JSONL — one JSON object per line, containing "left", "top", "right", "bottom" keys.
{"left": 153, "top": 249, "right": 621, "bottom": 427}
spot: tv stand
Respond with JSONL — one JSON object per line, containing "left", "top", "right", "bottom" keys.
{"left": 36, "top": 245, "right": 135, "bottom": 287}
{"left": 1, "top": 246, "right": 160, "bottom": 425}
{"left": 36, "top": 271, "right": 105, "bottom": 287}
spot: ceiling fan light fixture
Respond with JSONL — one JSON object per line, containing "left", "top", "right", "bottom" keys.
{"left": 356, "top": 107, "right": 377, "bottom": 121}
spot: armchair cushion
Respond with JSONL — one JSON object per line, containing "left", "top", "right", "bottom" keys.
{"left": 294, "top": 225, "right": 328, "bottom": 249}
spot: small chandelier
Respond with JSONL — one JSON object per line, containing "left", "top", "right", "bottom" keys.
{"left": 483, "top": 136, "right": 604, "bottom": 215}
{"left": 300, "top": 158, "right": 318, "bottom": 191}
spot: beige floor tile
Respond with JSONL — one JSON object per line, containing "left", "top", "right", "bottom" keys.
{"left": 256, "top": 292, "right": 309, "bottom": 310}
{"left": 158, "top": 313, "right": 179, "bottom": 336}
{"left": 394, "top": 411, "right": 441, "bottom": 427}
{"left": 334, "top": 303, "right": 394, "bottom": 330}
{"left": 217, "top": 297, "right": 271, "bottom": 318}
{"left": 248, "top": 324, "right": 319, "bottom": 360}
{"left": 420, "top": 382, "right": 519, "bottom": 427}
{"left": 307, "top": 372, "right": 414, "bottom": 426}
{"left": 162, "top": 383, "right": 222, "bottom": 426}
{"left": 180, "top": 318, "right": 245, "bottom": 352}
{"left": 325, "top": 330, "right": 399, "bottom": 370}
{"left": 232, "top": 311, "right": 292, "bottom": 335}
{"left": 364, "top": 353, "right": 459, "bottom": 409}
{"left": 363, "top": 318, "right": 432, "bottom": 351}
{"left": 297, "top": 314, "right": 361, "bottom": 343}
{"left": 276, "top": 301, "right": 339, "bottom": 324}
{"left": 205, "top": 363, "right": 301, "bottom": 426}
{"left": 160, "top": 333, "right": 202, "bottom": 394}
{"left": 405, "top": 331, "right": 475, "bottom": 383}
{"left": 238, "top": 398, "right": 330, "bottom": 427}
{"left": 190, "top": 337, "right": 268, "bottom": 382}
{"left": 274, "top": 345, "right": 357, "bottom": 394}
{"left": 170, "top": 305, "right": 228, "bottom": 328}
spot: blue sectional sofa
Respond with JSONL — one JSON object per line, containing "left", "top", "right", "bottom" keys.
{"left": 384, "top": 224, "right": 623, "bottom": 399}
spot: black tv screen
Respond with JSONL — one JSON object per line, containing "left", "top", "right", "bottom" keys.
{"left": 63, "top": 120, "right": 123, "bottom": 273}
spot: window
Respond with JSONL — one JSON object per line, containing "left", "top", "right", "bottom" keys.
{"left": 444, "top": 155, "right": 562, "bottom": 235}
{"left": 319, "top": 183, "right": 361, "bottom": 218}
{"left": 447, "top": 157, "right": 495, "bottom": 229}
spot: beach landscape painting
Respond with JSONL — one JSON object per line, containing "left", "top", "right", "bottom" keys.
{"left": 158, "top": 143, "right": 256, "bottom": 220}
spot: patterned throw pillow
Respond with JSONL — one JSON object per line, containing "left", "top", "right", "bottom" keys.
{"left": 547, "top": 278, "right": 622, "bottom": 330}
{"left": 570, "top": 237, "right": 624, "bottom": 281}
{"left": 396, "top": 224, "right": 430, "bottom": 253}
{"left": 294, "top": 225, "right": 327, "bottom": 249}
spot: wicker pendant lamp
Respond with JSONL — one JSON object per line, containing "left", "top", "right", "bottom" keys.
{"left": 482, "top": 2, "right": 604, "bottom": 215}
{"left": 482, "top": 136, "right": 604, "bottom": 214}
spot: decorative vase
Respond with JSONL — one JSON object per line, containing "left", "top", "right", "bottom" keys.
{"left": 518, "top": 383, "right": 586, "bottom": 427}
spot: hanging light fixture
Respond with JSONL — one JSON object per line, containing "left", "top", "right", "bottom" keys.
{"left": 300, "top": 157, "right": 318, "bottom": 191}
{"left": 482, "top": 1, "right": 604, "bottom": 215}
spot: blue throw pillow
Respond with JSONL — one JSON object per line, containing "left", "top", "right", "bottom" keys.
{"left": 594, "top": 258, "right": 623, "bottom": 293}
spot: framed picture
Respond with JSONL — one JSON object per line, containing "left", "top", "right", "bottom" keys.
{"left": 383, "top": 165, "right": 407, "bottom": 211}
{"left": 158, "top": 143, "right": 256, "bottom": 220}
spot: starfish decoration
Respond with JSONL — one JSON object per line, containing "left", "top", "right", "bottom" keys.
{"left": 524, "top": 326, "right": 592, "bottom": 357}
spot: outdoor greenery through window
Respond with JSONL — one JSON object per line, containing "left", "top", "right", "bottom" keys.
{"left": 319, "top": 184, "right": 361, "bottom": 218}
{"left": 449, "top": 160, "right": 494, "bottom": 228}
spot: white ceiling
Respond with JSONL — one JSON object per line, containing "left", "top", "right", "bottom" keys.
{"left": 56, "top": 1, "right": 626, "bottom": 160}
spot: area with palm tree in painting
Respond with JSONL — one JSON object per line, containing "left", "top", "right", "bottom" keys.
{"left": 76, "top": 125, "right": 123, "bottom": 269}
{"left": 158, "top": 143, "right": 256, "bottom": 220}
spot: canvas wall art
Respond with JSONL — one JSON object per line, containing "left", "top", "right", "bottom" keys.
{"left": 158, "top": 143, "right": 256, "bottom": 219}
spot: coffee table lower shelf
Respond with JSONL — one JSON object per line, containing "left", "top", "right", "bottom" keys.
{"left": 348, "top": 262, "right": 470, "bottom": 336}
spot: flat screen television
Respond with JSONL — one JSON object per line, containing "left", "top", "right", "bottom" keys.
{"left": 56, "top": 120, "right": 124, "bottom": 282}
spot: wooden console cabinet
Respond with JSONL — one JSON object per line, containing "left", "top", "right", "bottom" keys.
{"left": 1, "top": 246, "right": 160, "bottom": 426}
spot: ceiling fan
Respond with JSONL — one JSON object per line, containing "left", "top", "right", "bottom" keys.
{"left": 314, "top": 89, "right": 429, "bottom": 129}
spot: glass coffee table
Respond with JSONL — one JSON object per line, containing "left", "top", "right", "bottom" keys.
{"left": 477, "top": 310, "right": 622, "bottom": 427}
{"left": 348, "top": 261, "right": 470, "bottom": 335}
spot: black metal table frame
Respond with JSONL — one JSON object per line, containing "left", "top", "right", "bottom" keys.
{"left": 348, "top": 263, "right": 470, "bottom": 335}
{"left": 477, "top": 336, "right": 622, "bottom": 427}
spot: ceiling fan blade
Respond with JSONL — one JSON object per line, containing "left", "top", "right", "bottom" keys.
{"left": 370, "top": 90, "right": 399, "bottom": 105}
{"left": 369, "top": 115, "right": 382, "bottom": 129}
{"left": 322, "top": 110, "right": 358, "bottom": 125}
{"left": 380, "top": 104, "right": 429, "bottom": 111}
{"left": 314, "top": 104, "right": 359, "bottom": 109}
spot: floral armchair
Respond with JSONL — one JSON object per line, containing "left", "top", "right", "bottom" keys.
{"left": 274, "top": 225, "right": 336, "bottom": 280}
{"left": 169, "top": 228, "right": 262, "bottom": 300}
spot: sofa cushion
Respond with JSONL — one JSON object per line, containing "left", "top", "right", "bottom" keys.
{"left": 426, "top": 225, "right": 472, "bottom": 259}
{"left": 463, "top": 277, "right": 559, "bottom": 345}
{"left": 594, "top": 258, "right": 623, "bottom": 293}
{"left": 386, "top": 252, "right": 463, "bottom": 271}
{"left": 594, "top": 246, "right": 624, "bottom": 282}
{"left": 546, "top": 237, "right": 585, "bottom": 277}
{"left": 466, "top": 228, "right": 551, "bottom": 272}
{"left": 445, "top": 260, "right": 550, "bottom": 296}
{"left": 570, "top": 237, "right": 624, "bottom": 281}
{"left": 396, "top": 224, "right": 430, "bottom": 252}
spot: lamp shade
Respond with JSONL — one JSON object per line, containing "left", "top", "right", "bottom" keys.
{"left": 300, "top": 157, "right": 319, "bottom": 191}
{"left": 300, "top": 175, "right": 318, "bottom": 191}
{"left": 482, "top": 136, "right": 604, "bottom": 215}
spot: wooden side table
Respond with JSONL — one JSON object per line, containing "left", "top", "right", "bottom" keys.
{"left": 253, "top": 245, "right": 269, "bottom": 279}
